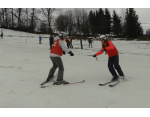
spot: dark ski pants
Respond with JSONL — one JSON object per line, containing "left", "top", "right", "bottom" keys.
{"left": 50, "top": 43, "right": 53, "bottom": 49}
{"left": 89, "top": 42, "right": 92, "bottom": 48}
{"left": 69, "top": 43, "right": 73, "bottom": 48}
{"left": 108, "top": 54, "right": 124, "bottom": 77}
{"left": 47, "top": 57, "right": 64, "bottom": 81}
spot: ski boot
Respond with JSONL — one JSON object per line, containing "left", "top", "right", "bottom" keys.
{"left": 53, "top": 80, "right": 69, "bottom": 85}
{"left": 111, "top": 75, "right": 119, "bottom": 82}
{"left": 119, "top": 76, "right": 125, "bottom": 80}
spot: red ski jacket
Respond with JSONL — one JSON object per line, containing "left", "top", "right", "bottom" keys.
{"left": 95, "top": 41, "right": 118, "bottom": 57}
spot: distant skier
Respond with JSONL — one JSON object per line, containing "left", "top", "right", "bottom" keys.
{"left": 44, "top": 33, "right": 74, "bottom": 85}
{"left": 93, "top": 35, "right": 124, "bottom": 82}
{"left": 69, "top": 37, "right": 73, "bottom": 49}
{"left": 39, "top": 35, "right": 42, "bottom": 44}
{"left": 1, "top": 31, "right": 3, "bottom": 39}
{"left": 49, "top": 34, "right": 54, "bottom": 49}
{"left": 66, "top": 38, "right": 70, "bottom": 48}
{"left": 88, "top": 38, "right": 93, "bottom": 48}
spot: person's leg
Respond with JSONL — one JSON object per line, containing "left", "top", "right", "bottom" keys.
{"left": 67, "top": 42, "right": 69, "bottom": 48}
{"left": 46, "top": 57, "right": 57, "bottom": 81}
{"left": 108, "top": 57, "right": 117, "bottom": 76}
{"left": 114, "top": 55, "right": 124, "bottom": 76}
{"left": 54, "top": 57, "right": 64, "bottom": 81}
{"left": 49, "top": 40, "right": 51, "bottom": 49}
{"left": 71, "top": 43, "right": 73, "bottom": 48}
{"left": 50, "top": 43, "right": 53, "bottom": 49}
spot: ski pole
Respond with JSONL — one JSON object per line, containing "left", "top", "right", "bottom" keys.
{"left": 96, "top": 56, "right": 98, "bottom": 61}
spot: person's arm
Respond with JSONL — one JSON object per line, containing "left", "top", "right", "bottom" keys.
{"left": 95, "top": 48, "right": 105, "bottom": 56}
{"left": 59, "top": 40, "right": 70, "bottom": 53}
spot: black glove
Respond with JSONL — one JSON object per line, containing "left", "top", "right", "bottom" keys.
{"left": 63, "top": 51, "right": 66, "bottom": 55}
{"left": 104, "top": 48, "right": 107, "bottom": 55}
{"left": 69, "top": 51, "right": 74, "bottom": 56}
{"left": 93, "top": 54, "right": 96, "bottom": 57}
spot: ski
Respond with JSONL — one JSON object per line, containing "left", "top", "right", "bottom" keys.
{"left": 109, "top": 81, "right": 120, "bottom": 87}
{"left": 41, "top": 80, "right": 85, "bottom": 88}
{"left": 63, "top": 80, "right": 85, "bottom": 85}
{"left": 40, "top": 77, "right": 55, "bottom": 88}
{"left": 99, "top": 81, "right": 113, "bottom": 86}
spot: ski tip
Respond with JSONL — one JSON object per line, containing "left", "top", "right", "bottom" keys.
{"left": 99, "top": 84, "right": 104, "bottom": 86}
{"left": 41, "top": 86, "right": 49, "bottom": 88}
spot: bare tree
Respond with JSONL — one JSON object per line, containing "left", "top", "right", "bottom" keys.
{"left": 0, "top": 8, "right": 6, "bottom": 27}
{"left": 55, "top": 14, "right": 68, "bottom": 32}
{"left": 64, "top": 9, "right": 75, "bottom": 35}
{"left": 11, "top": 8, "right": 14, "bottom": 29}
{"left": 80, "top": 9, "right": 89, "bottom": 35}
{"left": 41, "top": 8, "right": 56, "bottom": 34}
{"left": 120, "top": 8, "right": 126, "bottom": 34}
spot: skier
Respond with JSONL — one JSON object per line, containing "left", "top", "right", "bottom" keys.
{"left": 93, "top": 35, "right": 124, "bottom": 82}
{"left": 69, "top": 37, "right": 73, "bottom": 49}
{"left": 49, "top": 34, "right": 54, "bottom": 49}
{"left": 39, "top": 35, "right": 42, "bottom": 44}
{"left": 1, "top": 31, "right": 3, "bottom": 38}
{"left": 45, "top": 33, "right": 74, "bottom": 85}
{"left": 66, "top": 38, "right": 70, "bottom": 48}
{"left": 88, "top": 38, "right": 93, "bottom": 48}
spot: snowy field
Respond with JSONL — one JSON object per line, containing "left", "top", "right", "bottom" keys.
{"left": 0, "top": 28, "right": 150, "bottom": 108}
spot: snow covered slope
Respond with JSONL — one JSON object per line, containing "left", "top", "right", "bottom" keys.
{"left": 0, "top": 28, "right": 150, "bottom": 108}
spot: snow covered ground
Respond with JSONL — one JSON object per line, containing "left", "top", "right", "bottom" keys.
{"left": 0, "top": 28, "right": 150, "bottom": 108}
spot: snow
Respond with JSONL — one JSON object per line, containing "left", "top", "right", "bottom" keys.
{"left": 0, "top": 28, "right": 150, "bottom": 109}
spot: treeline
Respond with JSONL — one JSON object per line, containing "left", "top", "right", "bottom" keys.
{"left": 55, "top": 8, "right": 143, "bottom": 38}
{"left": 0, "top": 8, "right": 56, "bottom": 33}
{"left": 0, "top": 8, "right": 144, "bottom": 38}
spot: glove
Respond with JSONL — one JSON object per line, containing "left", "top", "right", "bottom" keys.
{"left": 93, "top": 54, "right": 96, "bottom": 57}
{"left": 63, "top": 51, "right": 66, "bottom": 55}
{"left": 104, "top": 48, "right": 107, "bottom": 55}
{"left": 69, "top": 51, "right": 74, "bottom": 56}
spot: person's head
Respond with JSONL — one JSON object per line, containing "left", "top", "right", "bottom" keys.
{"left": 99, "top": 35, "right": 106, "bottom": 43}
{"left": 99, "top": 35, "right": 108, "bottom": 47}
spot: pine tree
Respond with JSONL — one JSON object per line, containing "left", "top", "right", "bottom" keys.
{"left": 97, "top": 8, "right": 105, "bottom": 34}
{"left": 89, "top": 10, "right": 94, "bottom": 35}
{"left": 104, "top": 8, "right": 111, "bottom": 35}
{"left": 89, "top": 10, "right": 97, "bottom": 35}
{"left": 112, "top": 10, "right": 122, "bottom": 36}
{"left": 124, "top": 8, "right": 143, "bottom": 38}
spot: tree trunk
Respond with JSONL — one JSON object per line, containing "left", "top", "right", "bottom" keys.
{"left": 11, "top": 8, "right": 14, "bottom": 29}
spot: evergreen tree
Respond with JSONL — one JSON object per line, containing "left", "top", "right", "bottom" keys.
{"left": 89, "top": 10, "right": 96, "bottom": 35}
{"left": 112, "top": 10, "right": 122, "bottom": 36}
{"left": 97, "top": 8, "right": 105, "bottom": 34}
{"left": 104, "top": 8, "right": 111, "bottom": 35}
{"left": 124, "top": 8, "right": 143, "bottom": 38}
